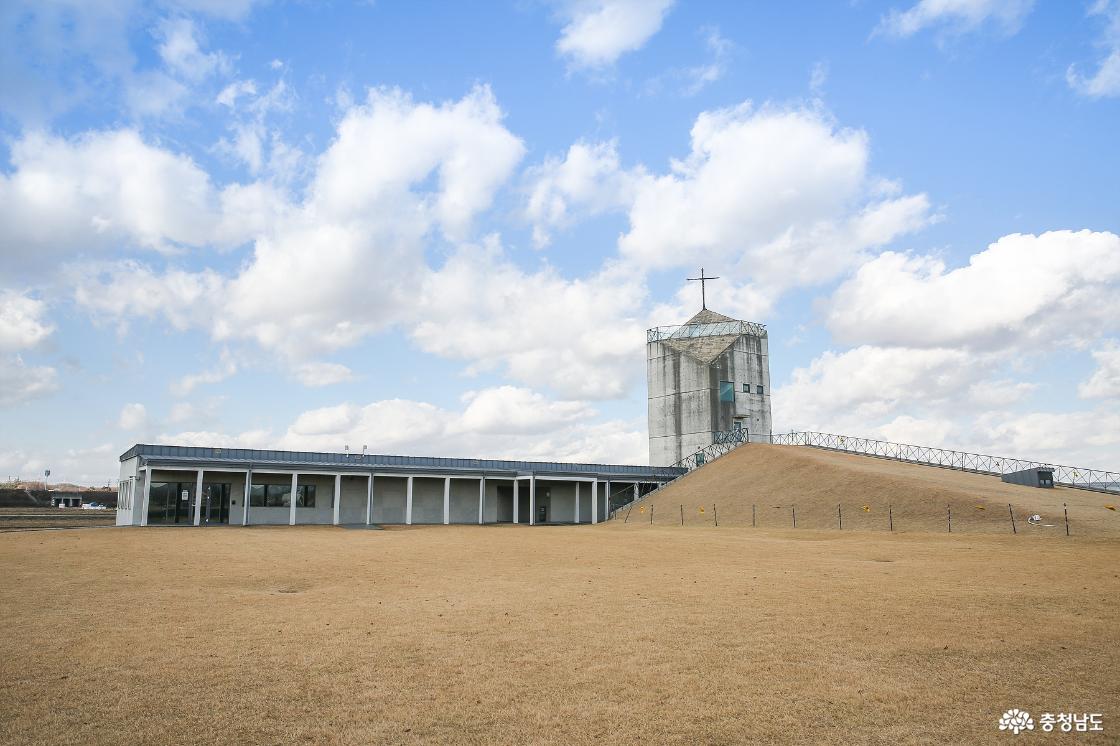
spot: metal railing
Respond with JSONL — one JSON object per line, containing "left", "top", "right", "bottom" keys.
{"left": 647, "top": 320, "right": 767, "bottom": 344}
{"left": 771, "top": 431, "right": 1120, "bottom": 495}
{"left": 609, "top": 429, "right": 750, "bottom": 517}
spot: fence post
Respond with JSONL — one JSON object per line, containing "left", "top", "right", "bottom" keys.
{"left": 713, "top": 504, "right": 718, "bottom": 527}
{"left": 1008, "top": 503, "right": 1016, "bottom": 534}
{"left": 752, "top": 504, "right": 756, "bottom": 527}
{"left": 624, "top": 505, "right": 633, "bottom": 524}
{"left": 1064, "top": 503, "right": 1070, "bottom": 536}
{"left": 650, "top": 505, "right": 653, "bottom": 525}
{"left": 680, "top": 504, "right": 684, "bottom": 526}
{"left": 792, "top": 505, "right": 796, "bottom": 528}
{"left": 947, "top": 504, "right": 952, "bottom": 534}
{"left": 888, "top": 504, "right": 893, "bottom": 532}
{"left": 838, "top": 503, "right": 842, "bottom": 530}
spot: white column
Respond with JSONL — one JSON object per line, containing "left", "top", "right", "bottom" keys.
{"left": 513, "top": 478, "right": 519, "bottom": 524}
{"left": 193, "top": 468, "right": 204, "bottom": 526}
{"left": 365, "top": 475, "right": 373, "bottom": 525}
{"left": 575, "top": 482, "right": 580, "bottom": 524}
{"left": 243, "top": 469, "right": 251, "bottom": 526}
{"left": 288, "top": 473, "right": 298, "bottom": 526}
{"left": 140, "top": 468, "right": 152, "bottom": 526}
{"left": 529, "top": 475, "right": 536, "bottom": 525}
{"left": 332, "top": 474, "right": 342, "bottom": 525}
{"left": 591, "top": 478, "right": 598, "bottom": 525}
{"left": 478, "top": 477, "right": 485, "bottom": 525}
{"left": 632, "top": 483, "right": 638, "bottom": 515}
{"left": 443, "top": 477, "right": 451, "bottom": 525}
{"left": 605, "top": 480, "right": 611, "bottom": 521}
{"left": 405, "top": 476, "right": 413, "bottom": 525}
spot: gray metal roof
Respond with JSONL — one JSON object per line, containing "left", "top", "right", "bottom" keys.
{"left": 121, "top": 443, "right": 684, "bottom": 480}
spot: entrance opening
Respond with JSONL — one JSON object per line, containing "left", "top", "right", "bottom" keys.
{"left": 201, "top": 483, "right": 231, "bottom": 524}
{"left": 147, "top": 481, "right": 194, "bottom": 525}
{"left": 496, "top": 485, "right": 514, "bottom": 523}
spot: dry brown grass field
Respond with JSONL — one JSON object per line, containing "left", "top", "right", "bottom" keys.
{"left": 1, "top": 523, "right": 1117, "bottom": 745}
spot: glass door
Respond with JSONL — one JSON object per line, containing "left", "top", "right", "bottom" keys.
{"left": 201, "top": 483, "right": 231, "bottom": 524}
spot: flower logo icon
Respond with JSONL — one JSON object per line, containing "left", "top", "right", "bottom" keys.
{"left": 999, "top": 709, "right": 1034, "bottom": 735}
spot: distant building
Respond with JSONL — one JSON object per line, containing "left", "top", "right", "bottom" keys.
{"left": 647, "top": 307, "right": 773, "bottom": 466}
{"left": 115, "top": 445, "right": 681, "bottom": 527}
{"left": 51, "top": 494, "right": 83, "bottom": 508}
{"left": 1001, "top": 467, "right": 1055, "bottom": 489}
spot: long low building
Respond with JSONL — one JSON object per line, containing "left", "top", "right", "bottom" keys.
{"left": 115, "top": 444, "right": 683, "bottom": 527}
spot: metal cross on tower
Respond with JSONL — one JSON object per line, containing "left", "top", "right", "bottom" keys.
{"left": 687, "top": 267, "right": 720, "bottom": 310}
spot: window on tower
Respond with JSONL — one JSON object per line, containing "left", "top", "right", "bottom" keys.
{"left": 719, "top": 381, "right": 734, "bottom": 402}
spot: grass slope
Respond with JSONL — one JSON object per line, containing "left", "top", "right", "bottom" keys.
{"left": 621, "top": 444, "right": 1120, "bottom": 537}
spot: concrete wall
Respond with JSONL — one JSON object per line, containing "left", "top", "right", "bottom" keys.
{"left": 647, "top": 331, "right": 772, "bottom": 466}
{"left": 339, "top": 475, "right": 368, "bottom": 523}
{"left": 371, "top": 476, "right": 408, "bottom": 524}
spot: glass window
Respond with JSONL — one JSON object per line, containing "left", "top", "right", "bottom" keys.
{"left": 719, "top": 380, "right": 734, "bottom": 402}
{"left": 756, "top": 385, "right": 764, "bottom": 395}
{"left": 296, "top": 484, "right": 316, "bottom": 507}
{"left": 251, "top": 483, "right": 291, "bottom": 507}
{"left": 742, "top": 383, "right": 749, "bottom": 393}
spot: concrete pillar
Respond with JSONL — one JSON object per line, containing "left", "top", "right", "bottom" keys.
{"left": 478, "top": 477, "right": 485, "bottom": 525}
{"left": 332, "top": 474, "right": 342, "bottom": 525}
{"left": 243, "top": 468, "right": 251, "bottom": 526}
{"left": 443, "top": 476, "right": 450, "bottom": 525}
{"left": 405, "top": 476, "right": 413, "bottom": 525}
{"left": 591, "top": 479, "right": 598, "bottom": 525}
{"left": 513, "top": 479, "right": 519, "bottom": 524}
{"left": 529, "top": 475, "right": 536, "bottom": 525}
{"left": 193, "top": 468, "right": 204, "bottom": 526}
{"left": 140, "top": 468, "right": 151, "bottom": 526}
{"left": 605, "top": 480, "right": 611, "bottom": 521}
{"left": 575, "top": 481, "right": 580, "bottom": 524}
{"left": 365, "top": 475, "right": 373, "bottom": 525}
{"left": 289, "top": 473, "right": 298, "bottom": 526}
{"left": 632, "top": 483, "right": 638, "bottom": 516}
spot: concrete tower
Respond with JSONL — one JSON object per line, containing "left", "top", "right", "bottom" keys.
{"left": 646, "top": 308, "right": 772, "bottom": 466}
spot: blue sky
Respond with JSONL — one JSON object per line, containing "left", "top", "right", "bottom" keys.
{"left": 1, "top": 0, "right": 1118, "bottom": 485}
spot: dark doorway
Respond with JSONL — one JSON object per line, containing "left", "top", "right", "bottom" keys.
{"left": 201, "top": 483, "right": 231, "bottom": 524}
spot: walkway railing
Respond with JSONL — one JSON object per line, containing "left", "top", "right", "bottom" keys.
{"left": 609, "top": 429, "right": 750, "bottom": 518}
{"left": 771, "top": 431, "right": 1120, "bottom": 495}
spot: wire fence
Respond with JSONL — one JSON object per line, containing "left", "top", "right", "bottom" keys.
{"left": 617, "top": 498, "right": 1119, "bottom": 536}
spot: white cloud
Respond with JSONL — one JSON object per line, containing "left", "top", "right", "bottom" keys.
{"left": 454, "top": 386, "right": 594, "bottom": 435}
{"left": 0, "top": 130, "right": 270, "bottom": 276}
{"left": 294, "top": 362, "right": 356, "bottom": 387}
{"left": 156, "top": 17, "right": 229, "bottom": 82}
{"left": 1067, "top": 1, "right": 1120, "bottom": 98}
{"left": 618, "top": 103, "right": 933, "bottom": 313}
{"left": 118, "top": 402, "right": 147, "bottom": 430}
{"left": 1080, "top": 341, "right": 1120, "bottom": 399}
{"left": 0, "top": 355, "right": 58, "bottom": 408}
{"left": 158, "top": 386, "right": 647, "bottom": 464}
{"left": 64, "top": 86, "right": 524, "bottom": 363}
{"left": 216, "top": 79, "right": 257, "bottom": 107}
{"left": 554, "top": 0, "right": 675, "bottom": 69}
{"left": 0, "top": 291, "right": 53, "bottom": 352}
{"left": 876, "top": 0, "right": 1035, "bottom": 38}
{"left": 822, "top": 231, "right": 1120, "bottom": 350}
{"left": 0, "top": 443, "right": 116, "bottom": 487}
{"left": 680, "top": 27, "right": 732, "bottom": 95}
{"left": 524, "top": 139, "right": 638, "bottom": 248}
{"left": 776, "top": 345, "right": 976, "bottom": 431}
{"left": 170, "top": 351, "right": 237, "bottom": 396}
{"left": 413, "top": 240, "right": 647, "bottom": 399}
